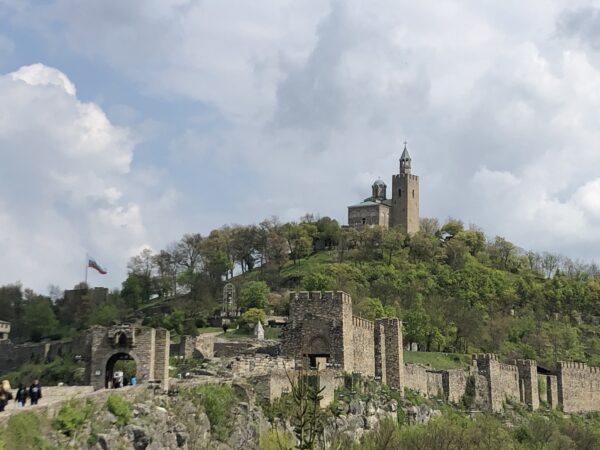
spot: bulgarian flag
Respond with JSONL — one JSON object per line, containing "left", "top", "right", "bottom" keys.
{"left": 88, "top": 257, "right": 107, "bottom": 275}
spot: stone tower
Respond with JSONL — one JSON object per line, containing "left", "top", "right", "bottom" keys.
{"left": 391, "top": 144, "right": 420, "bottom": 234}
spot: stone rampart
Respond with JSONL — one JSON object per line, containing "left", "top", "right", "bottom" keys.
{"left": 557, "top": 361, "right": 600, "bottom": 413}
{"left": 376, "top": 318, "right": 404, "bottom": 392}
{"left": 230, "top": 355, "right": 297, "bottom": 377}
{"left": 404, "top": 363, "right": 428, "bottom": 395}
{"left": 352, "top": 316, "right": 375, "bottom": 377}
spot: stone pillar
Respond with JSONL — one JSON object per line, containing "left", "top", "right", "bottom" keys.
{"left": 475, "top": 354, "right": 502, "bottom": 412}
{"left": 153, "top": 328, "right": 170, "bottom": 390}
{"left": 376, "top": 318, "right": 404, "bottom": 393}
{"left": 546, "top": 375, "right": 558, "bottom": 409}
{"left": 374, "top": 323, "right": 387, "bottom": 384}
{"left": 516, "top": 359, "right": 539, "bottom": 410}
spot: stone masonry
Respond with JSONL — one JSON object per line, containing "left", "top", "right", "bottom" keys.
{"left": 87, "top": 324, "right": 170, "bottom": 390}
{"left": 281, "top": 291, "right": 404, "bottom": 392}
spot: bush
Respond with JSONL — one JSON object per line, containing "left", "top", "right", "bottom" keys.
{"left": 1, "top": 412, "right": 52, "bottom": 449}
{"left": 190, "top": 384, "right": 237, "bottom": 441}
{"left": 53, "top": 400, "right": 92, "bottom": 436}
{"left": 106, "top": 394, "right": 132, "bottom": 426}
{"left": 238, "top": 308, "right": 267, "bottom": 331}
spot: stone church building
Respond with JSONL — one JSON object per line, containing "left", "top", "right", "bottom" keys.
{"left": 348, "top": 144, "right": 419, "bottom": 234}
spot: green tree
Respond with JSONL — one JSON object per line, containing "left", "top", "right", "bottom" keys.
{"left": 23, "top": 296, "right": 59, "bottom": 341}
{"left": 239, "top": 281, "right": 269, "bottom": 310}
{"left": 238, "top": 308, "right": 266, "bottom": 330}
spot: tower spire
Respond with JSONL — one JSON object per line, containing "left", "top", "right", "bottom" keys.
{"left": 400, "top": 141, "right": 411, "bottom": 174}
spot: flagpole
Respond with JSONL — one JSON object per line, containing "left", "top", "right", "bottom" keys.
{"left": 85, "top": 252, "right": 88, "bottom": 286}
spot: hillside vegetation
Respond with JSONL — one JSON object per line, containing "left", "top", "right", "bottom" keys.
{"left": 2, "top": 215, "right": 600, "bottom": 368}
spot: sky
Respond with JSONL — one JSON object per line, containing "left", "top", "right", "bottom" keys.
{"left": 2, "top": 0, "right": 600, "bottom": 292}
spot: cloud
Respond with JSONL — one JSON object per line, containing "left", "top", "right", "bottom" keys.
{"left": 0, "top": 64, "right": 150, "bottom": 292}
{"left": 6, "top": 0, "right": 600, "bottom": 277}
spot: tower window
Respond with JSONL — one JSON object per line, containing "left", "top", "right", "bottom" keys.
{"left": 362, "top": 218, "right": 366, "bottom": 225}
{"left": 398, "top": 189, "right": 401, "bottom": 197}
{"left": 412, "top": 189, "right": 415, "bottom": 198}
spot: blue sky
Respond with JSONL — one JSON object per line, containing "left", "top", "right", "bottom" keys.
{"left": 3, "top": 1, "right": 600, "bottom": 292}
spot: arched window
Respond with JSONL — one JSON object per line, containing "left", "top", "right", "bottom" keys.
{"left": 398, "top": 189, "right": 402, "bottom": 197}
{"left": 412, "top": 189, "right": 415, "bottom": 198}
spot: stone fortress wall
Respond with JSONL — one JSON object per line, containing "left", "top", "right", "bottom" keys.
{"left": 281, "top": 291, "right": 404, "bottom": 390}
{"left": 5, "top": 290, "right": 600, "bottom": 413}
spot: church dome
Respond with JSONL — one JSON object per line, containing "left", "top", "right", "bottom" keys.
{"left": 373, "top": 179, "right": 386, "bottom": 187}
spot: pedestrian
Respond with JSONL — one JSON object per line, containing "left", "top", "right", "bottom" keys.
{"left": 15, "top": 383, "right": 28, "bottom": 407}
{"left": 29, "top": 379, "right": 42, "bottom": 405}
{"left": 130, "top": 375, "right": 137, "bottom": 386}
{"left": 0, "top": 387, "right": 6, "bottom": 412}
{"left": 2, "top": 380, "right": 12, "bottom": 406}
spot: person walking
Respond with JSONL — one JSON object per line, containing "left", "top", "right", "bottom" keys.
{"left": 15, "top": 384, "right": 28, "bottom": 407}
{"left": 29, "top": 379, "right": 42, "bottom": 405}
{"left": 2, "top": 380, "right": 12, "bottom": 407}
{"left": 0, "top": 387, "right": 7, "bottom": 412}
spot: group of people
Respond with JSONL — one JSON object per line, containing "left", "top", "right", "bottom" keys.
{"left": 0, "top": 379, "right": 42, "bottom": 412}
{"left": 110, "top": 371, "right": 136, "bottom": 389}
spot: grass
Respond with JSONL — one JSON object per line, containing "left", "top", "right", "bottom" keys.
{"left": 403, "top": 351, "right": 471, "bottom": 370}
{"left": 280, "top": 251, "right": 336, "bottom": 277}
{"left": 198, "top": 327, "right": 223, "bottom": 334}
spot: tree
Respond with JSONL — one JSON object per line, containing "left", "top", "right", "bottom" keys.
{"left": 127, "top": 248, "right": 156, "bottom": 303}
{"left": 303, "top": 272, "right": 334, "bottom": 291}
{"left": 420, "top": 217, "right": 440, "bottom": 236}
{"left": 238, "top": 308, "right": 266, "bottom": 331}
{"left": 266, "top": 230, "right": 289, "bottom": 271}
{"left": 282, "top": 222, "right": 315, "bottom": 264}
{"left": 381, "top": 227, "right": 405, "bottom": 264}
{"left": 23, "top": 296, "right": 59, "bottom": 341}
{"left": 239, "top": 281, "right": 269, "bottom": 310}
{"left": 488, "top": 236, "right": 518, "bottom": 272}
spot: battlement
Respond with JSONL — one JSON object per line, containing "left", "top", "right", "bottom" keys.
{"left": 499, "top": 363, "right": 518, "bottom": 372}
{"left": 393, "top": 173, "right": 419, "bottom": 182}
{"left": 352, "top": 316, "right": 374, "bottom": 331}
{"left": 557, "top": 361, "right": 592, "bottom": 370}
{"left": 291, "top": 291, "right": 352, "bottom": 305}
{"left": 474, "top": 353, "right": 498, "bottom": 362}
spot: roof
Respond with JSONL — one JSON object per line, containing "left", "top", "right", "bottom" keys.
{"left": 348, "top": 200, "right": 391, "bottom": 209}
{"left": 373, "top": 179, "right": 386, "bottom": 186}
{"left": 400, "top": 144, "right": 411, "bottom": 161}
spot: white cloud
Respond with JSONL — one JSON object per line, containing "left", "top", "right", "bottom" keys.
{"left": 8, "top": 0, "right": 600, "bottom": 271}
{"left": 0, "top": 64, "right": 150, "bottom": 291}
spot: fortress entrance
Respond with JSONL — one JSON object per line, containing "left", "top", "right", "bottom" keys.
{"left": 88, "top": 324, "right": 170, "bottom": 390}
{"left": 105, "top": 352, "right": 137, "bottom": 388}
{"left": 307, "top": 335, "right": 330, "bottom": 369}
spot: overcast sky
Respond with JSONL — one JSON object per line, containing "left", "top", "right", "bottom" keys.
{"left": 2, "top": 0, "right": 600, "bottom": 292}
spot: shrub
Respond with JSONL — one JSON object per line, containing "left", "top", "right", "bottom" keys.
{"left": 1, "top": 412, "right": 52, "bottom": 449}
{"left": 190, "top": 384, "right": 237, "bottom": 441}
{"left": 238, "top": 308, "right": 267, "bottom": 331}
{"left": 53, "top": 400, "right": 92, "bottom": 436}
{"left": 106, "top": 394, "right": 132, "bottom": 426}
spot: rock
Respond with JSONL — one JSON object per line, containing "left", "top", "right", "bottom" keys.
{"left": 125, "top": 425, "right": 151, "bottom": 450}
{"left": 349, "top": 400, "right": 364, "bottom": 415}
{"left": 366, "top": 401, "right": 376, "bottom": 416}
{"left": 364, "top": 415, "right": 379, "bottom": 430}
{"left": 388, "top": 400, "right": 398, "bottom": 412}
{"left": 103, "top": 411, "right": 117, "bottom": 424}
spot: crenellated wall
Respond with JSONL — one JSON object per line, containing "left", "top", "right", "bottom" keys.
{"left": 281, "top": 291, "right": 404, "bottom": 393}
{"left": 557, "top": 361, "right": 600, "bottom": 413}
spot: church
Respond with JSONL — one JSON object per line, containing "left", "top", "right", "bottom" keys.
{"left": 347, "top": 144, "right": 420, "bottom": 234}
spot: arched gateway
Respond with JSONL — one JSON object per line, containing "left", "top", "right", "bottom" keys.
{"left": 88, "top": 324, "right": 170, "bottom": 390}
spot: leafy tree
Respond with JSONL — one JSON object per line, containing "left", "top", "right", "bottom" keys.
{"left": 238, "top": 308, "right": 266, "bottom": 331}
{"left": 22, "top": 296, "right": 59, "bottom": 342}
{"left": 239, "top": 281, "right": 269, "bottom": 310}
{"left": 303, "top": 272, "right": 334, "bottom": 291}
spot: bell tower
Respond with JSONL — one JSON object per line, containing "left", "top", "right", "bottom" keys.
{"left": 391, "top": 143, "right": 420, "bottom": 234}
